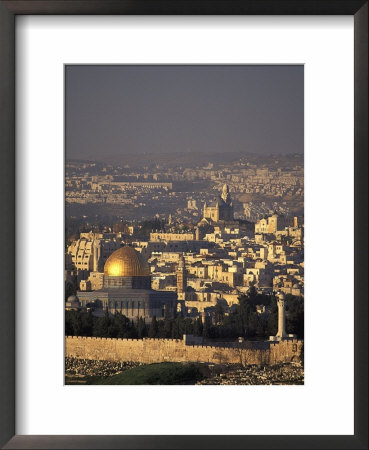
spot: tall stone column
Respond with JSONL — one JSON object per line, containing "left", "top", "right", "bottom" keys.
{"left": 276, "top": 292, "right": 287, "bottom": 339}
{"left": 270, "top": 291, "right": 297, "bottom": 341}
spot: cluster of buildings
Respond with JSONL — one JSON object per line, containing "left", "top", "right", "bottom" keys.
{"left": 65, "top": 155, "right": 303, "bottom": 222}
{"left": 65, "top": 184, "right": 304, "bottom": 329}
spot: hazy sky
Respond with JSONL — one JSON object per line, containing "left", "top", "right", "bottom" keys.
{"left": 65, "top": 65, "right": 303, "bottom": 161}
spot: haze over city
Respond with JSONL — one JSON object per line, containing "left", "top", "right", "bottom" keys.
{"left": 66, "top": 65, "right": 304, "bottom": 163}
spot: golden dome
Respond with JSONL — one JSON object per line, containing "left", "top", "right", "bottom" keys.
{"left": 104, "top": 246, "right": 150, "bottom": 277}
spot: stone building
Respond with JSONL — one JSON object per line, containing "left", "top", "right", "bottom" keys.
{"left": 150, "top": 232, "right": 195, "bottom": 242}
{"left": 255, "top": 213, "right": 291, "bottom": 235}
{"left": 67, "top": 236, "right": 122, "bottom": 273}
{"left": 76, "top": 246, "right": 177, "bottom": 323}
{"left": 65, "top": 295, "right": 81, "bottom": 311}
{"left": 203, "top": 184, "right": 234, "bottom": 223}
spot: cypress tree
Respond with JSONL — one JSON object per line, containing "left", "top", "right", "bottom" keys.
{"left": 148, "top": 316, "right": 158, "bottom": 338}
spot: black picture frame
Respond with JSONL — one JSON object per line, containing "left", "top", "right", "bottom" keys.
{"left": 0, "top": 1, "right": 367, "bottom": 449}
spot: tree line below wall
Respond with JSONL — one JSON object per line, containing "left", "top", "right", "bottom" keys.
{"left": 65, "top": 290, "right": 304, "bottom": 341}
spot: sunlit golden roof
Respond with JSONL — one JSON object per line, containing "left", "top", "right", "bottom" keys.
{"left": 104, "top": 246, "right": 150, "bottom": 277}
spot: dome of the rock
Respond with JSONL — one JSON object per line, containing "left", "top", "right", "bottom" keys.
{"left": 104, "top": 246, "right": 150, "bottom": 277}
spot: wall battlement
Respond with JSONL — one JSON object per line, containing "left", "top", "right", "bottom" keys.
{"left": 270, "top": 338, "right": 300, "bottom": 346}
{"left": 65, "top": 335, "right": 302, "bottom": 366}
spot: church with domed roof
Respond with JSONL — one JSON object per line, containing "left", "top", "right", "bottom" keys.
{"left": 76, "top": 246, "right": 177, "bottom": 322}
{"left": 202, "top": 184, "right": 234, "bottom": 223}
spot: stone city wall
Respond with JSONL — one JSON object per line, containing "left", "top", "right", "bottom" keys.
{"left": 65, "top": 336, "right": 302, "bottom": 366}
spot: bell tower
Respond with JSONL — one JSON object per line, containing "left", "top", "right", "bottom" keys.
{"left": 221, "top": 184, "right": 231, "bottom": 204}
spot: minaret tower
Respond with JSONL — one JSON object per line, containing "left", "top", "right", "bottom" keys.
{"left": 176, "top": 254, "right": 187, "bottom": 295}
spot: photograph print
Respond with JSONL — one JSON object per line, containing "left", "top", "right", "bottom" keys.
{"left": 64, "top": 65, "right": 304, "bottom": 385}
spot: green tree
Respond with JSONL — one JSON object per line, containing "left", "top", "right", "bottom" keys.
{"left": 214, "top": 301, "right": 225, "bottom": 325}
{"left": 81, "top": 309, "right": 94, "bottom": 336}
{"left": 202, "top": 316, "right": 212, "bottom": 339}
{"left": 183, "top": 318, "right": 194, "bottom": 335}
{"left": 111, "top": 312, "right": 132, "bottom": 338}
{"left": 247, "top": 285, "right": 258, "bottom": 305}
{"left": 286, "top": 295, "right": 304, "bottom": 338}
{"left": 137, "top": 317, "right": 148, "bottom": 338}
{"left": 94, "top": 308, "right": 110, "bottom": 337}
{"left": 148, "top": 316, "right": 159, "bottom": 338}
{"left": 171, "top": 316, "right": 187, "bottom": 339}
{"left": 193, "top": 317, "right": 203, "bottom": 336}
{"left": 163, "top": 318, "right": 172, "bottom": 338}
{"left": 65, "top": 311, "right": 74, "bottom": 335}
{"left": 71, "top": 311, "right": 82, "bottom": 336}
{"left": 65, "top": 282, "right": 76, "bottom": 301}
{"left": 238, "top": 295, "right": 254, "bottom": 337}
